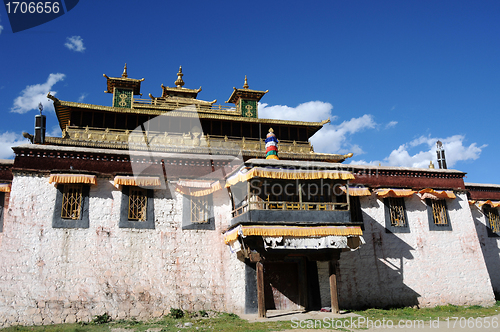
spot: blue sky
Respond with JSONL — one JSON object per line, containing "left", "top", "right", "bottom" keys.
{"left": 0, "top": 0, "right": 499, "bottom": 184}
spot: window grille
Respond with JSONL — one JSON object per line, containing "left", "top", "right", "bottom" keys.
{"left": 388, "top": 197, "right": 406, "bottom": 227}
{"left": 431, "top": 200, "right": 448, "bottom": 225}
{"left": 486, "top": 206, "right": 500, "bottom": 233}
{"left": 61, "top": 184, "right": 83, "bottom": 220}
{"left": 191, "top": 196, "right": 210, "bottom": 223}
{"left": 128, "top": 187, "right": 147, "bottom": 221}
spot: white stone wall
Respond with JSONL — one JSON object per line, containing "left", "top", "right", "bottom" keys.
{"left": 470, "top": 205, "right": 500, "bottom": 298}
{"left": 319, "top": 192, "right": 495, "bottom": 309}
{"left": 0, "top": 174, "right": 246, "bottom": 326}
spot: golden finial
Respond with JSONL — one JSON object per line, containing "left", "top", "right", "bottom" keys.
{"left": 429, "top": 161, "right": 435, "bottom": 169}
{"left": 175, "top": 66, "right": 185, "bottom": 88}
{"left": 243, "top": 75, "right": 249, "bottom": 89}
{"left": 122, "top": 63, "right": 128, "bottom": 78}
{"left": 269, "top": 128, "right": 274, "bottom": 133}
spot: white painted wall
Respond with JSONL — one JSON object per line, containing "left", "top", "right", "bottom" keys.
{"left": 319, "top": 192, "right": 495, "bottom": 309}
{"left": 0, "top": 174, "right": 246, "bottom": 326}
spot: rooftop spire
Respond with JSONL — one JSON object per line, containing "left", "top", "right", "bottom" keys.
{"left": 175, "top": 66, "right": 185, "bottom": 88}
{"left": 243, "top": 75, "right": 249, "bottom": 89}
{"left": 122, "top": 63, "right": 128, "bottom": 78}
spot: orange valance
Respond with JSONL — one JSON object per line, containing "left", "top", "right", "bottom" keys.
{"left": 418, "top": 188, "right": 456, "bottom": 200}
{"left": 375, "top": 188, "right": 415, "bottom": 198}
{"left": 176, "top": 180, "right": 222, "bottom": 197}
{"left": 223, "top": 225, "right": 363, "bottom": 244}
{"left": 341, "top": 186, "right": 371, "bottom": 196}
{"left": 0, "top": 183, "right": 11, "bottom": 192}
{"left": 478, "top": 200, "right": 500, "bottom": 208}
{"left": 49, "top": 174, "right": 96, "bottom": 185}
{"left": 113, "top": 176, "right": 162, "bottom": 187}
{"left": 226, "top": 166, "right": 354, "bottom": 187}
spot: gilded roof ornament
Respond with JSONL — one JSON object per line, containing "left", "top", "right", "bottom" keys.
{"left": 175, "top": 66, "right": 185, "bottom": 88}
{"left": 243, "top": 75, "right": 249, "bottom": 89}
{"left": 122, "top": 63, "right": 128, "bottom": 78}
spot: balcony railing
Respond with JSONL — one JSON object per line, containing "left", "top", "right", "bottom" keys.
{"left": 232, "top": 200, "right": 349, "bottom": 218}
{"left": 132, "top": 98, "right": 237, "bottom": 113}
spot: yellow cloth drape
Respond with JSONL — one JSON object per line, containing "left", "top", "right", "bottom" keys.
{"left": 0, "top": 183, "right": 11, "bottom": 192}
{"left": 418, "top": 188, "right": 456, "bottom": 200}
{"left": 176, "top": 181, "right": 222, "bottom": 197}
{"left": 223, "top": 225, "right": 363, "bottom": 244}
{"left": 49, "top": 174, "right": 96, "bottom": 185}
{"left": 341, "top": 186, "right": 371, "bottom": 196}
{"left": 375, "top": 188, "right": 415, "bottom": 198}
{"left": 113, "top": 176, "right": 161, "bottom": 187}
{"left": 478, "top": 200, "right": 500, "bottom": 208}
{"left": 225, "top": 167, "right": 354, "bottom": 187}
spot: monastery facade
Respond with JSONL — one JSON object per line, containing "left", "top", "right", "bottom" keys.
{"left": 0, "top": 66, "right": 498, "bottom": 326}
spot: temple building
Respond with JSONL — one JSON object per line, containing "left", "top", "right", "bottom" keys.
{"left": 0, "top": 65, "right": 497, "bottom": 326}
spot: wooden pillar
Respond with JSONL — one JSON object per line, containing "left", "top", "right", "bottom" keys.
{"left": 256, "top": 261, "right": 266, "bottom": 318}
{"left": 329, "top": 260, "right": 339, "bottom": 314}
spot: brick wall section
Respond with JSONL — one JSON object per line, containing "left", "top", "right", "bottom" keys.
{"left": 0, "top": 174, "right": 246, "bottom": 326}
{"left": 318, "top": 192, "right": 495, "bottom": 309}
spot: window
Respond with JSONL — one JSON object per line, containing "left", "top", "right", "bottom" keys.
{"left": 350, "top": 196, "right": 363, "bottom": 227}
{"left": 484, "top": 205, "right": 500, "bottom": 237}
{"left": 119, "top": 186, "right": 154, "bottom": 229}
{"left": 182, "top": 194, "right": 215, "bottom": 230}
{"left": 426, "top": 199, "right": 452, "bottom": 231}
{"left": 53, "top": 184, "right": 90, "bottom": 228}
{"left": 384, "top": 197, "right": 409, "bottom": 233}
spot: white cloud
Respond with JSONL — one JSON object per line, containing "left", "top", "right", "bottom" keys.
{"left": 0, "top": 25, "right": 3, "bottom": 35}
{"left": 11, "top": 73, "right": 66, "bottom": 114}
{"left": 0, "top": 132, "right": 28, "bottom": 159}
{"left": 78, "top": 93, "right": 88, "bottom": 102}
{"left": 351, "top": 134, "right": 486, "bottom": 169}
{"left": 64, "top": 36, "right": 85, "bottom": 52}
{"left": 310, "top": 114, "right": 377, "bottom": 154}
{"left": 385, "top": 121, "right": 398, "bottom": 129}
{"left": 259, "top": 101, "right": 334, "bottom": 123}
{"left": 48, "top": 126, "right": 62, "bottom": 137}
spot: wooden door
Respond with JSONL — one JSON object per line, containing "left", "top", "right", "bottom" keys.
{"left": 264, "top": 262, "right": 303, "bottom": 310}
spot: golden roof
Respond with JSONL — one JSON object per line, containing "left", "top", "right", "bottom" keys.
{"left": 226, "top": 76, "right": 268, "bottom": 104}
{"left": 103, "top": 64, "right": 144, "bottom": 95}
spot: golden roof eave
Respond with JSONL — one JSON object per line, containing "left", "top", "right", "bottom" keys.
{"left": 162, "top": 85, "right": 202, "bottom": 94}
{"left": 103, "top": 74, "right": 144, "bottom": 95}
{"left": 225, "top": 87, "right": 269, "bottom": 104}
{"left": 53, "top": 99, "right": 328, "bottom": 129}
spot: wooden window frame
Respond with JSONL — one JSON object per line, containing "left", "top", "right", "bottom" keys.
{"left": 384, "top": 197, "right": 410, "bottom": 233}
{"left": 182, "top": 194, "right": 215, "bottom": 230}
{"left": 119, "top": 186, "right": 155, "bottom": 229}
{"left": 52, "top": 184, "right": 90, "bottom": 228}
{"left": 483, "top": 205, "right": 500, "bottom": 237}
{"left": 426, "top": 199, "right": 452, "bottom": 231}
{"left": 0, "top": 192, "right": 4, "bottom": 232}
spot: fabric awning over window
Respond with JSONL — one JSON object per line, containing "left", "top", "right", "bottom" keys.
{"left": 375, "top": 188, "right": 415, "bottom": 198}
{"left": 113, "top": 176, "right": 162, "bottom": 187}
{"left": 49, "top": 174, "right": 96, "bottom": 185}
{"left": 341, "top": 186, "right": 371, "bottom": 196}
{"left": 225, "top": 166, "right": 354, "bottom": 187}
{"left": 223, "top": 225, "right": 363, "bottom": 244}
{"left": 176, "top": 180, "right": 222, "bottom": 197}
{"left": 478, "top": 200, "right": 500, "bottom": 208}
{"left": 0, "top": 183, "right": 11, "bottom": 192}
{"left": 418, "top": 188, "right": 456, "bottom": 200}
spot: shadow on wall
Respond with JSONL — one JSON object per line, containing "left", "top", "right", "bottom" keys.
{"left": 336, "top": 214, "right": 420, "bottom": 310}
{"left": 471, "top": 207, "right": 500, "bottom": 299}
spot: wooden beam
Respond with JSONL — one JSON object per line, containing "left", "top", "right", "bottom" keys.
{"left": 329, "top": 260, "right": 339, "bottom": 314}
{"left": 256, "top": 261, "right": 266, "bottom": 318}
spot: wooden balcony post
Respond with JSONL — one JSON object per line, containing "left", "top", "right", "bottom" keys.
{"left": 256, "top": 261, "right": 266, "bottom": 318}
{"left": 329, "top": 260, "right": 339, "bottom": 314}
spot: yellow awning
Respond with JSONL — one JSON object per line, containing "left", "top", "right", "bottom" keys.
{"left": 176, "top": 181, "right": 222, "bottom": 197}
{"left": 469, "top": 200, "right": 476, "bottom": 205}
{"left": 0, "top": 183, "right": 11, "bottom": 193}
{"left": 478, "top": 200, "right": 500, "bottom": 208}
{"left": 223, "top": 225, "right": 363, "bottom": 244}
{"left": 49, "top": 174, "right": 96, "bottom": 185}
{"left": 341, "top": 186, "right": 371, "bottom": 196}
{"left": 225, "top": 166, "right": 354, "bottom": 187}
{"left": 113, "top": 175, "right": 162, "bottom": 187}
{"left": 375, "top": 188, "right": 415, "bottom": 198}
{"left": 418, "top": 188, "right": 456, "bottom": 200}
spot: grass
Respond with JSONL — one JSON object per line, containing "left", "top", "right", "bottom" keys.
{"left": 1, "top": 302, "right": 500, "bottom": 331}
